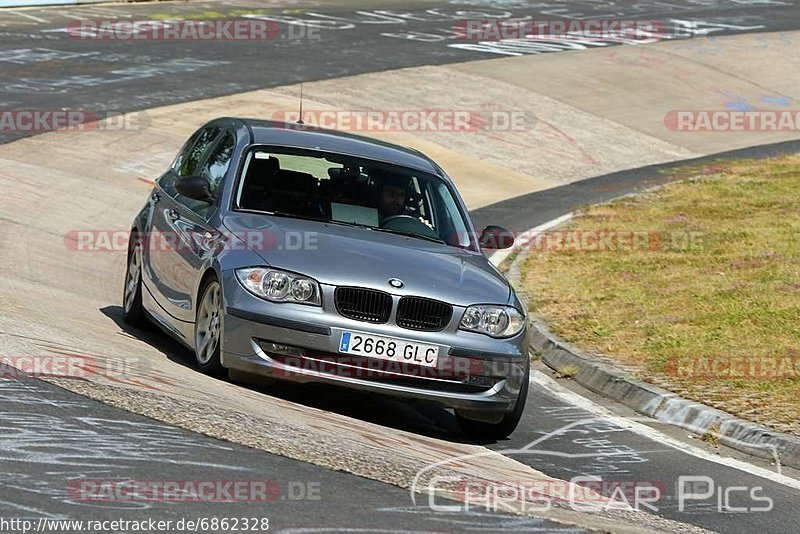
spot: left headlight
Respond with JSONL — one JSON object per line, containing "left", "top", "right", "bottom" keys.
{"left": 459, "top": 305, "right": 525, "bottom": 338}
{"left": 235, "top": 267, "right": 321, "bottom": 306}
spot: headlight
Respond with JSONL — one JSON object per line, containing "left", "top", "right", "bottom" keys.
{"left": 459, "top": 305, "right": 525, "bottom": 338}
{"left": 236, "top": 268, "right": 321, "bottom": 306}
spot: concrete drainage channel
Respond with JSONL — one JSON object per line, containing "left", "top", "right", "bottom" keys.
{"left": 497, "top": 211, "right": 800, "bottom": 473}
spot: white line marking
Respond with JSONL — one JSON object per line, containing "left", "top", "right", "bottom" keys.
{"left": 7, "top": 11, "right": 48, "bottom": 23}
{"left": 532, "top": 370, "right": 800, "bottom": 491}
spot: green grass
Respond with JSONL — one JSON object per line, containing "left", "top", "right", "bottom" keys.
{"left": 523, "top": 156, "right": 800, "bottom": 434}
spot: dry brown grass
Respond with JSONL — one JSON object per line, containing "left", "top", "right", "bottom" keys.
{"left": 523, "top": 156, "right": 800, "bottom": 434}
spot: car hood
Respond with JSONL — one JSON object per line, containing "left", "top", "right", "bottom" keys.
{"left": 223, "top": 213, "right": 511, "bottom": 307}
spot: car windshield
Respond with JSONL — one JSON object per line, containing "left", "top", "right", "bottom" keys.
{"left": 233, "top": 146, "right": 474, "bottom": 248}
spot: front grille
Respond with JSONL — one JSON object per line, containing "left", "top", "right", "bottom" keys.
{"left": 396, "top": 296, "right": 453, "bottom": 331}
{"left": 334, "top": 287, "right": 392, "bottom": 323}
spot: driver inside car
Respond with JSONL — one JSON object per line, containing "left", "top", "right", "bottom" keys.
{"left": 373, "top": 171, "right": 435, "bottom": 235}
{"left": 376, "top": 172, "right": 410, "bottom": 221}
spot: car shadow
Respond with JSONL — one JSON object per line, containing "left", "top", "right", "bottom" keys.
{"left": 100, "top": 305, "right": 481, "bottom": 444}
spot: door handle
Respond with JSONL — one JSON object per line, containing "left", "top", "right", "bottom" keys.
{"left": 168, "top": 208, "right": 180, "bottom": 221}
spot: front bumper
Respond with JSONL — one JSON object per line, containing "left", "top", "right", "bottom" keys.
{"left": 220, "top": 272, "right": 530, "bottom": 415}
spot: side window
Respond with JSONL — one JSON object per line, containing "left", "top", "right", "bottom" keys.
{"left": 174, "top": 126, "right": 222, "bottom": 178}
{"left": 200, "top": 132, "right": 235, "bottom": 197}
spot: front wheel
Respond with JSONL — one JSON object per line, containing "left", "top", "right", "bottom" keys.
{"left": 195, "top": 278, "right": 225, "bottom": 376}
{"left": 122, "top": 233, "right": 149, "bottom": 329}
{"left": 456, "top": 369, "right": 529, "bottom": 442}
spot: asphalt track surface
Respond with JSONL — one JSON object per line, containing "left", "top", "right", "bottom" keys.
{"left": 1, "top": 0, "right": 800, "bottom": 146}
{"left": 1, "top": 376, "right": 581, "bottom": 533}
{"left": 2, "top": 0, "right": 800, "bottom": 532}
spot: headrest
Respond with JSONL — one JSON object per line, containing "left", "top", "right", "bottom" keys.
{"left": 249, "top": 156, "right": 280, "bottom": 177}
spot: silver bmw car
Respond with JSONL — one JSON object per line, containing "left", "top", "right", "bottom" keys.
{"left": 123, "top": 117, "right": 530, "bottom": 440}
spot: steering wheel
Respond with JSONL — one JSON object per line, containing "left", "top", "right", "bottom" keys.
{"left": 380, "top": 215, "right": 439, "bottom": 239}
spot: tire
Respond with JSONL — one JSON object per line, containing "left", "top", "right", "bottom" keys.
{"left": 194, "top": 277, "right": 226, "bottom": 376}
{"left": 456, "top": 369, "right": 529, "bottom": 442}
{"left": 122, "top": 232, "right": 149, "bottom": 329}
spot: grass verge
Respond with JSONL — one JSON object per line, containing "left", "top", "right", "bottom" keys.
{"left": 522, "top": 155, "right": 800, "bottom": 435}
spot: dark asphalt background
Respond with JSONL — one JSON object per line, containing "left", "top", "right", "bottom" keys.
{"left": 2, "top": 0, "right": 800, "bottom": 532}
{"left": 0, "top": 375, "right": 584, "bottom": 533}
{"left": 1, "top": 0, "right": 799, "bottom": 146}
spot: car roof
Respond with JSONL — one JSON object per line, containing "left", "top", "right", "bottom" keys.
{"left": 227, "top": 118, "right": 443, "bottom": 176}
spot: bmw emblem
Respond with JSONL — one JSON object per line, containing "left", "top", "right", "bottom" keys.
{"left": 388, "top": 278, "right": 404, "bottom": 289}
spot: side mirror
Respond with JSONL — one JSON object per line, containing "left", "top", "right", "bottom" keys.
{"left": 175, "top": 175, "right": 214, "bottom": 203}
{"left": 479, "top": 225, "right": 515, "bottom": 250}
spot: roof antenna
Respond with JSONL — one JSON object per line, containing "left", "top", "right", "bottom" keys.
{"left": 296, "top": 84, "right": 305, "bottom": 125}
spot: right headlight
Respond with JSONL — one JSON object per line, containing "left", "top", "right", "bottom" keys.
{"left": 235, "top": 267, "right": 321, "bottom": 306}
{"left": 459, "top": 305, "right": 525, "bottom": 338}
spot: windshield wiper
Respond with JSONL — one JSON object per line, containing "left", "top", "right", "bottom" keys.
{"left": 265, "top": 211, "right": 327, "bottom": 223}
{"left": 370, "top": 227, "right": 446, "bottom": 244}
{"left": 237, "top": 208, "right": 325, "bottom": 223}
{"left": 255, "top": 210, "right": 365, "bottom": 228}
{"left": 264, "top": 211, "right": 377, "bottom": 231}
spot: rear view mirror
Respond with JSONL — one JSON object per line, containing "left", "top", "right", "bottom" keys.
{"left": 479, "top": 225, "right": 515, "bottom": 250}
{"left": 175, "top": 175, "right": 214, "bottom": 203}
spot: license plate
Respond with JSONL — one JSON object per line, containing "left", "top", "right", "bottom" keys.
{"left": 339, "top": 331, "right": 439, "bottom": 368}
